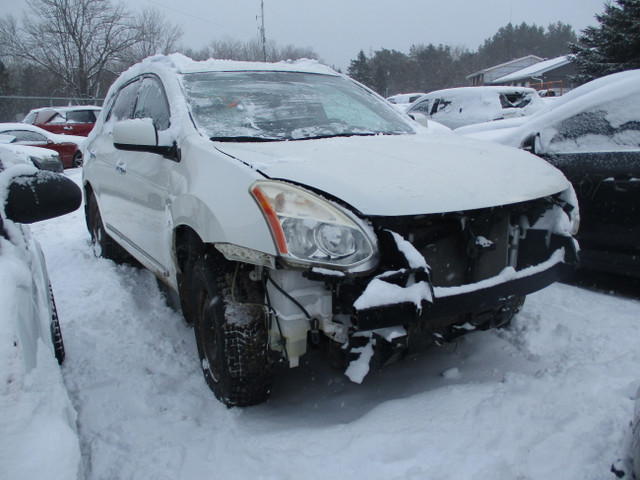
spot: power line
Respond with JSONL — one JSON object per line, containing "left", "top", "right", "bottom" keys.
{"left": 143, "top": 0, "right": 253, "bottom": 37}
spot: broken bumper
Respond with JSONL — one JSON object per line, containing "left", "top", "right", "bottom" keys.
{"left": 355, "top": 235, "right": 577, "bottom": 331}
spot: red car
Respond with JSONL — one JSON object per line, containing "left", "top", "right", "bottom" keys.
{"left": 0, "top": 123, "right": 85, "bottom": 168}
{"left": 23, "top": 106, "right": 101, "bottom": 137}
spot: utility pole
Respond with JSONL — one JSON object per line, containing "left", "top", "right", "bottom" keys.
{"left": 258, "top": 0, "right": 267, "bottom": 62}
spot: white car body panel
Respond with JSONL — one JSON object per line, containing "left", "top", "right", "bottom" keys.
{"left": 216, "top": 132, "right": 570, "bottom": 216}
{"left": 1, "top": 224, "right": 54, "bottom": 371}
{"left": 85, "top": 130, "right": 277, "bottom": 284}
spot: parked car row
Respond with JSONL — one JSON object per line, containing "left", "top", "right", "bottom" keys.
{"left": 0, "top": 104, "right": 100, "bottom": 171}
{"left": 397, "top": 86, "right": 545, "bottom": 129}
{"left": 0, "top": 122, "right": 85, "bottom": 168}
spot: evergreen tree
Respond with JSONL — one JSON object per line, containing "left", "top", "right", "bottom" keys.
{"left": 476, "top": 22, "right": 575, "bottom": 68}
{"left": 570, "top": 0, "right": 640, "bottom": 81}
{"left": 344, "top": 21, "right": 578, "bottom": 95}
{"left": 477, "top": 23, "right": 544, "bottom": 66}
{"left": 347, "top": 50, "right": 373, "bottom": 87}
{"left": 368, "top": 49, "right": 414, "bottom": 96}
{"left": 545, "top": 22, "right": 579, "bottom": 57}
{"left": 410, "top": 44, "right": 459, "bottom": 92}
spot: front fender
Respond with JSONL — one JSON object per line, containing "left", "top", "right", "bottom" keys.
{"left": 169, "top": 136, "right": 277, "bottom": 257}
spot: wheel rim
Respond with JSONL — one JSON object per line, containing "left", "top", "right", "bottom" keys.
{"left": 89, "top": 198, "right": 103, "bottom": 256}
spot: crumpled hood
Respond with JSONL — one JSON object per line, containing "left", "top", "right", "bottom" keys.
{"left": 215, "top": 133, "right": 570, "bottom": 216}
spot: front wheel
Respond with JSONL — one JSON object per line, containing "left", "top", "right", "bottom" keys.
{"left": 189, "top": 253, "right": 272, "bottom": 407}
{"left": 86, "top": 192, "right": 130, "bottom": 263}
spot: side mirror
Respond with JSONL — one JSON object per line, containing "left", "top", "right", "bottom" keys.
{"left": 113, "top": 118, "right": 158, "bottom": 148}
{"left": 113, "top": 118, "right": 180, "bottom": 161}
{"left": 4, "top": 171, "right": 82, "bottom": 224}
{"left": 522, "top": 133, "right": 544, "bottom": 154}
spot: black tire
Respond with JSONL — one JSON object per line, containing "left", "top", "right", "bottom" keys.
{"left": 87, "top": 193, "right": 131, "bottom": 263}
{"left": 189, "top": 253, "right": 272, "bottom": 407}
{"left": 72, "top": 151, "right": 83, "bottom": 168}
{"left": 48, "top": 282, "right": 65, "bottom": 365}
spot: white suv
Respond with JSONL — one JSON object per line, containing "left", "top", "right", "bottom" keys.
{"left": 83, "top": 54, "right": 579, "bottom": 406}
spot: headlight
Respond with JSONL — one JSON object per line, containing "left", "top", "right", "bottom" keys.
{"left": 251, "top": 180, "right": 379, "bottom": 273}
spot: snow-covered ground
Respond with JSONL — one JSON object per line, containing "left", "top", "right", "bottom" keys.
{"left": 16, "top": 168, "right": 640, "bottom": 479}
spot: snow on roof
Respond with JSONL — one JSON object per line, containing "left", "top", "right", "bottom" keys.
{"left": 420, "top": 85, "right": 538, "bottom": 98}
{"left": 121, "top": 53, "right": 338, "bottom": 79}
{"left": 467, "top": 55, "right": 544, "bottom": 78}
{"left": 89, "top": 54, "right": 348, "bottom": 149}
{"left": 491, "top": 56, "right": 571, "bottom": 84}
{"left": 28, "top": 105, "right": 101, "bottom": 113}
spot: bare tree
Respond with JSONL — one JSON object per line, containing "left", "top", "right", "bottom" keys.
{"left": 209, "top": 36, "right": 246, "bottom": 61}
{"left": 0, "top": 0, "right": 142, "bottom": 99}
{"left": 206, "top": 35, "right": 319, "bottom": 62}
{"left": 123, "top": 7, "right": 184, "bottom": 64}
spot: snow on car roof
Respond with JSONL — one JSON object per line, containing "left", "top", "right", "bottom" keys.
{"left": 93, "top": 54, "right": 352, "bottom": 147}
{"left": 119, "top": 53, "right": 338, "bottom": 80}
{"left": 1, "top": 121, "right": 83, "bottom": 139}
{"left": 28, "top": 105, "right": 101, "bottom": 113}
{"left": 491, "top": 56, "right": 571, "bottom": 84}
{"left": 417, "top": 85, "right": 539, "bottom": 100}
{"left": 456, "top": 69, "right": 640, "bottom": 147}
{"left": 387, "top": 93, "right": 427, "bottom": 104}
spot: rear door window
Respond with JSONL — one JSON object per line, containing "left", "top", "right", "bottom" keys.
{"left": 66, "top": 110, "right": 97, "bottom": 123}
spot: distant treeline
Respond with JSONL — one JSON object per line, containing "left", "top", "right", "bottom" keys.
{"left": 347, "top": 22, "right": 578, "bottom": 97}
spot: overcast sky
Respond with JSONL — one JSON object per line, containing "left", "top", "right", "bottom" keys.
{"left": 4, "top": 0, "right": 606, "bottom": 70}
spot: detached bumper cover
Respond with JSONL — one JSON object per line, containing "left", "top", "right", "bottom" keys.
{"left": 355, "top": 234, "right": 577, "bottom": 331}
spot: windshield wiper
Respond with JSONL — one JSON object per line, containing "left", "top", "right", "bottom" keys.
{"left": 294, "top": 132, "right": 378, "bottom": 141}
{"left": 210, "top": 136, "right": 282, "bottom": 143}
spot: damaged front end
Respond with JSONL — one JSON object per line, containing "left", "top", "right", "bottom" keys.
{"left": 254, "top": 183, "right": 579, "bottom": 382}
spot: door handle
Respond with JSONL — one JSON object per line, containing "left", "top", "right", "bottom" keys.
{"left": 115, "top": 161, "right": 127, "bottom": 175}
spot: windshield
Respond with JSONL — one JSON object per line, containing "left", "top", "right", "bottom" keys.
{"left": 181, "top": 71, "right": 414, "bottom": 141}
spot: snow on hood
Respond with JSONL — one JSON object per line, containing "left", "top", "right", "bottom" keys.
{"left": 215, "top": 132, "right": 570, "bottom": 216}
